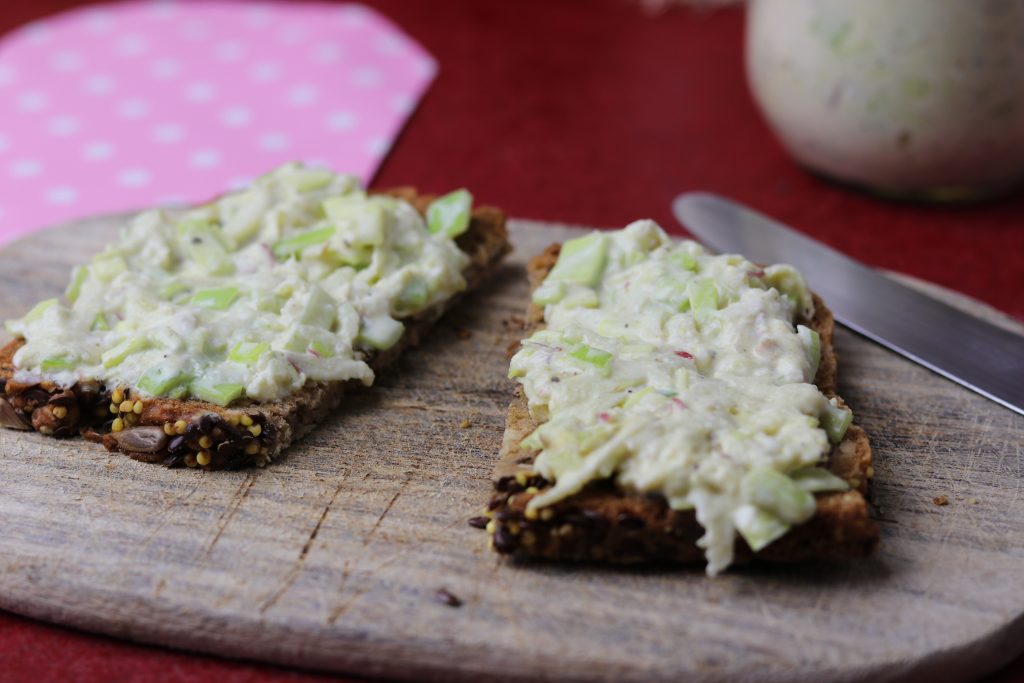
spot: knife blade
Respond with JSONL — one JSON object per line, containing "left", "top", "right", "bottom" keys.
{"left": 673, "top": 192, "right": 1024, "bottom": 417}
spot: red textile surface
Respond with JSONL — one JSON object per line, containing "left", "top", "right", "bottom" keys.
{"left": 0, "top": 1, "right": 1022, "bottom": 682}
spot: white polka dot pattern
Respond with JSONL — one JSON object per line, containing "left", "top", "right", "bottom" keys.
{"left": 0, "top": 1, "right": 437, "bottom": 241}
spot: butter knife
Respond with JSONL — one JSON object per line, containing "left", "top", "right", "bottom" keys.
{"left": 673, "top": 192, "right": 1024, "bottom": 416}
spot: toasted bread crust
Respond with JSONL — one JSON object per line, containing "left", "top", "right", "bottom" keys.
{"left": 486, "top": 242, "right": 877, "bottom": 566}
{"left": 0, "top": 190, "right": 511, "bottom": 469}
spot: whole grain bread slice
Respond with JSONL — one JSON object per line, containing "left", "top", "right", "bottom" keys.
{"left": 0, "top": 189, "right": 511, "bottom": 470}
{"left": 485, "top": 243, "right": 878, "bottom": 566}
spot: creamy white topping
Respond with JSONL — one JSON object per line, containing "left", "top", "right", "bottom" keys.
{"left": 5, "top": 163, "right": 472, "bottom": 405}
{"left": 509, "top": 220, "right": 851, "bottom": 574}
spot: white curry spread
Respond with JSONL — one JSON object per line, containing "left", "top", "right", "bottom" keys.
{"left": 5, "top": 164, "right": 474, "bottom": 407}
{"left": 509, "top": 220, "right": 853, "bottom": 574}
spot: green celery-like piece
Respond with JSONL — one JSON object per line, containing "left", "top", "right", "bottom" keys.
{"left": 228, "top": 342, "right": 270, "bottom": 365}
{"left": 357, "top": 316, "right": 405, "bottom": 350}
{"left": 272, "top": 226, "right": 336, "bottom": 260}
{"left": 41, "top": 356, "right": 75, "bottom": 372}
{"left": 178, "top": 220, "right": 234, "bottom": 274}
{"left": 426, "top": 189, "right": 473, "bottom": 238}
{"left": 798, "top": 325, "right": 821, "bottom": 379}
{"left": 670, "top": 250, "right": 699, "bottom": 272}
{"left": 91, "top": 313, "right": 110, "bottom": 331}
{"left": 300, "top": 286, "right": 337, "bottom": 329}
{"left": 688, "top": 278, "right": 718, "bottom": 317}
{"left": 789, "top": 466, "right": 850, "bottom": 492}
{"left": 136, "top": 362, "right": 192, "bottom": 396}
{"left": 92, "top": 254, "right": 127, "bottom": 282}
{"left": 397, "top": 278, "right": 429, "bottom": 310}
{"left": 741, "top": 467, "right": 816, "bottom": 525}
{"left": 532, "top": 280, "right": 566, "bottom": 306}
{"left": 323, "top": 196, "right": 385, "bottom": 246}
{"left": 191, "top": 287, "right": 240, "bottom": 310}
{"left": 190, "top": 380, "right": 244, "bottom": 406}
{"left": 622, "top": 386, "right": 655, "bottom": 409}
{"left": 568, "top": 343, "right": 613, "bottom": 368}
{"left": 821, "top": 404, "right": 853, "bottom": 444}
{"left": 733, "top": 504, "right": 789, "bottom": 552}
{"left": 65, "top": 266, "right": 90, "bottom": 303}
{"left": 765, "top": 264, "right": 813, "bottom": 316}
{"left": 309, "top": 340, "right": 334, "bottom": 358}
{"left": 102, "top": 336, "right": 150, "bottom": 368}
{"left": 280, "top": 168, "right": 334, "bottom": 192}
{"left": 158, "top": 282, "right": 190, "bottom": 301}
{"left": 546, "top": 233, "right": 609, "bottom": 287}
{"left": 24, "top": 298, "right": 58, "bottom": 323}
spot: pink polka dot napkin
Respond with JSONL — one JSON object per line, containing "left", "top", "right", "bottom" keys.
{"left": 0, "top": 1, "right": 437, "bottom": 244}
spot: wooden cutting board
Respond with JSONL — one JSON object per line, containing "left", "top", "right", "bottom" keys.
{"left": 1, "top": 216, "right": 1022, "bottom": 683}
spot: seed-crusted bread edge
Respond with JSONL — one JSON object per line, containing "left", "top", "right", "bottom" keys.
{"left": 0, "top": 189, "right": 511, "bottom": 470}
{"left": 485, "top": 242, "right": 878, "bottom": 566}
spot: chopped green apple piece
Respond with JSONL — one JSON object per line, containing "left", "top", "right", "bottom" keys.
{"left": 357, "top": 316, "right": 405, "bottom": 350}
{"left": 177, "top": 218, "right": 230, "bottom": 248}
{"left": 281, "top": 328, "right": 311, "bottom": 353}
{"left": 41, "top": 356, "right": 75, "bottom": 373}
{"left": 789, "top": 466, "right": 850, "bottom": 492}
{"left": 190, "top": 380, "right": 244, "bottom": 406}
{"left": 733, "top": 504, "right": 789, "bottom": 552}
{"left": 280, "top": 168, "right": 334, "bottom": 192}
{"left": 797, "top": 325, "right": 821, "bottom": 379}
{"left": 621, "top": 250, "right": 646, "bottom": 268}
{"left": 569, "top": 342, "right": 613, "bottom": 368}
{"left": 595, "top": 318, "right": 630, "bottom": 339}
{"left": 822, "top": 403, "right": 853, "bottom": 444}
{"left": 741, "top": 467, "right": 816, "bottom": 525}
{"left": 519, "top": 427, "right": 544, "bottom": 451}
{"left": 92, "top": 254, "right": 127, "bottom": 281}
{"left": 167, "top": 385, "right": 189, "bottom": 400}
{"left": 507, "top": 354, "right": 528, "bottom": 378}
{"left": 102, "top": 336, "right": 150, "bottom": 368}
{"left": 397, "top": 278, "right": 429, "bottom": 310}
{"left": 136, "top": 362, "right": 192, "bottom": 396}
{"left": 688, "top": 278, "right": 718, "bottom": 316}
{"left": 24, "top": 298, "right": 58, "bottom": 323}
{"left": 427, "top": 189, "right": 473, "bottom": 238}
{"left": 622, "top": 386, "right": 655, "bottom": 409}
{"left": 272, "top": 226, "right": 335, "bottom": 260}
{"left": 219, "top": 190, "right": 267, "bottom": 244}
{"left": 158, "top": 281, "right": 190, "bottom": 301}
{"left": 65, "top": 266, "right": 89, "bottom": 303}
{"left": 191, "top": 286, "right": 240, "bottom": 310}
{"left": 559, "top": 289, "right": 600, "bottom": 309}
{"left": 324, "top": 196, "right": 385, "bottom": 246}
{"left": 765, "top": 264, "right": 813, "bottom": 316}
{"left": 228, "top": 341, "right": 270, "bottom": 365}
{"left": 309, "top": 340, "right": 334, "bottom": 358}
{"left": 300, "top": 286, "right": 337, "bottom": 329}
{"left": 322, "top": 242, "right": 373, "bottom": 269}
{"left": 178, "top": 220, "right": 235, "bottom": 274}
{"left": 546, "top": 233, "right": 609, "bottom": 287}
{"left": 670, "top": 250, "right": 699, "bottom": 272}
{"left": 532, "top": 280, "right": 566, "bottom": 306}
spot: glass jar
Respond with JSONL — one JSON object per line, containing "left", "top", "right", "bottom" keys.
{"left": 746, "top": 0, "right": 1024, "bottom": 200}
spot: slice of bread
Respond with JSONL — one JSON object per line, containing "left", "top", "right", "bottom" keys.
{"left": 485, "top": 243, "right": 878, "bottom": 566}
{"left": 0, "top": 189, "right": 511, "bottom": 470}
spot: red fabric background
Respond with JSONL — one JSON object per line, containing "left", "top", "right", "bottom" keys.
{"left": 1, "top": 1, "right": 1022, "bottom": 682}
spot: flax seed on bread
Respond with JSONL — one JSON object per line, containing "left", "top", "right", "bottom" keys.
{"left": 485, "top": 242, "right": 878, "bottom": 566}
{"left": 0, "top": 189, "right": 511, "bottom": 470}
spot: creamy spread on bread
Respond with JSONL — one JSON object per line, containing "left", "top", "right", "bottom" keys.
{"left": 509, "top": 220, "right": 853, "bottom": 574}
{"left": 5, "top": 163, "right": 473, "bottom": 405}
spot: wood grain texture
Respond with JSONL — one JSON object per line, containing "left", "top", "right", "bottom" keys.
{"left": 0, "top": 216, "right": 1022, "bottom": 683}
